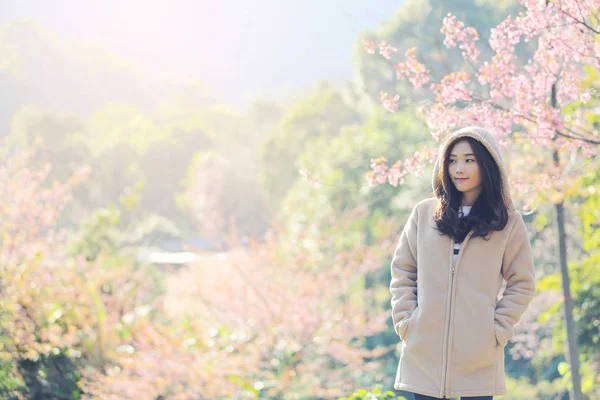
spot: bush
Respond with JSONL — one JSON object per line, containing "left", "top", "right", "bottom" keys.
{"left": 339, "top": 385, "right": 406, "bottom": 400}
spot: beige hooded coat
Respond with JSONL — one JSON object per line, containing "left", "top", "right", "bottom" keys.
{"left": 390, "top": 127, "right": 536, "bottom": 398}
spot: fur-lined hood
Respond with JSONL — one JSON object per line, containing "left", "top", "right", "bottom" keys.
{"left": 431, "top": 126, "right": 516, "bottom": 211}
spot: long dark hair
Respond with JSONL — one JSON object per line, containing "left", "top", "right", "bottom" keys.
{"left": 433, "top": 137, "right": 508, "bottom": 243}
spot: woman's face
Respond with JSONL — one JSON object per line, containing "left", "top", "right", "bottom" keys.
{"left": 447, "top": 140, "right": 482, "bottom": 201}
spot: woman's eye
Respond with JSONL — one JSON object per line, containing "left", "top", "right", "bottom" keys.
{"left": 467, "top": 159, "right": 475, "bottom": 162}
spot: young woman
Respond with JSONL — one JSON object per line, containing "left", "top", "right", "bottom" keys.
{"left": 389, "top": 126, "right": 536, "bottom": 399}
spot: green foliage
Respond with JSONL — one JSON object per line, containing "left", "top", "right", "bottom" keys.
{"left": 2, "top": 3, "right": 598, "bottom": 397}
{"left": 524, "top": 157, "right": 600, "bottom": 398}
{"left": 569, "top": 164, "right": 600, "bottom": 358}
{"left": 503, "top": 376, "right": 568, "bottom": 399}
{"left": 575, "top": 279, "right": 600, "bottom": 354}
{"left": 67, "top": 206, "right": 123, "bottom": 261}
{"left": 0, "top": 362, "right": 25, "bottom": 399}
{"left": 6, "top": 105, "right": 91, "bottom": 180}
{"left": 339, "top": 385, "right": 406, "bottom": 400}
{"left": 259, "top": 82, "right": 361, "bottom": 206}
{"left": 18, "top": 355, "right": 81, "bottom": 400}
{"left": 68, "top": 179, "right": 182, "bottom": 264}
{"left": 281, "top": 105, "right": 432, "bottom": 251}
{"left": 352, "top": 0, "right": 525, "bottom": 107}
{"left": 536, "top": 274, "right": 561, "bottom": 292}
{"left": 532, "top": 208, "right": 553, "bottom": 232}
{"left": 177, "top": 149, "right": 271, "bottom": 240}
{"left": 87, "top": 104, "right": 170, "bottom": 156}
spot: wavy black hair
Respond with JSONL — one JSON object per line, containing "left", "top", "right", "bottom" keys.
{"left": 433, "top": 137, "right": 509, "bottom": 243}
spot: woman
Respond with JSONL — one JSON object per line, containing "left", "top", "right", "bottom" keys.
{"left": 389, "top": 126, "right": 536, "bottom": 399}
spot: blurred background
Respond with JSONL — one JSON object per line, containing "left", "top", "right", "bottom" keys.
{"left": 0, "top": 0, "right": 598, "bottom": 399}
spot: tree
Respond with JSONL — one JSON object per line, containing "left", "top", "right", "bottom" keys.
{"left": 108, "top": 228, "right": 390, "bottom": 399}
{"left": 180, "top": 151, "right": 270, "bottom": 246}
{"left": 361, "top": 1, "right": 600, "bottom": 398}
{"left": 0, "top": 142, "right": 172, "bottom": 399}
{"left": 259, "top": 82, "right": 361, "bottom": 207}
{"left": 351, "top": 0, "right": 523, "bottom": 109}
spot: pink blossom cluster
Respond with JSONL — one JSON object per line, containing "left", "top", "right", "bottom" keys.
{"left": 488, "top": 15, "right": 521, "bottom": 54}
{"left": 361, "top": 39, "right": 398, "bottom": 60}
{"left": 557, "top": 64, "right": 585, "bottom": 107}
{"left": 363, "top": 0, "right": 600, "bottom": 198}
{"left": 367, "top": 147, "right": 439, "bottom": 187}
{"left": 394, "top": 47, "right": 432, "bottom": 89}
{"left": 579, "top": 90, "right": 593, "bottom": 104}
{"left": 416, "top": 103, "right": 462, "bottom": 142}
{"left": 81, "top": 211, "right": 392, "bottom": 398}
{"left": 300, "top": 168, "right": 322, "bottom": 188}
{"left": 417, "top": 102, "right": 512, "bottom": 143}
{"left": 367, "top": 156, "right": 406, "bottom": 187}
{"left": 527, "top": 104, "right": 565, "bottom": 146}
{"left": 362, "top": 39, "right": 377, "bottom": 54}
{"left": 477, "top": 55, "right": 519, "bottom": 102}
{"left": 380, "top": 91, "right": 400, "bottom": 112}
{"left": 378, "top": 40, "right": 397, "bottom": 60}
{"left": 441, "top": 13, "right": 481, "bottom": 62}
{"left": 430, "top": 72, "right": 472, "bottom": 104}
{"left": 477, "top": 15, "right": 523, "bottom": 102}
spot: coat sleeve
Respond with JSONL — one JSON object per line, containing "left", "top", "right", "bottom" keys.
{"left": 389, "top": 205, "right": 419, "bottom": 340}
{"left": 494, "top": 213, "right": 536, "bottom": 347}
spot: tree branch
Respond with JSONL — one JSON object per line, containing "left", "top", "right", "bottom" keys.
{"left": 555, "top": 5, "right": 600, "bottom": 34}
{"left": 470, "top": 94, "right": 600, "bottom": 145}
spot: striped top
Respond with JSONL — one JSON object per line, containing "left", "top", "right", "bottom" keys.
{"left": 453, "top": 205, "right": 472, "bottom": 265}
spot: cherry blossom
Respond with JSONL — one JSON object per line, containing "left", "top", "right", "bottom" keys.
{"left": 362, "top": 1, "right": 600, "bottom": 207}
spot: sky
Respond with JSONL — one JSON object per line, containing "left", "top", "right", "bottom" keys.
{"left": 0, "top": 0, "right": 403, "bottom": 108}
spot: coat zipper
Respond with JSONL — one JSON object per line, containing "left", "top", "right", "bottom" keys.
{"left": 441, "top": 231, "right": 474, "bottom": 399}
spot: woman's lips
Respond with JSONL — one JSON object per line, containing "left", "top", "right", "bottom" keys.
{"left": 455, "top": 178, "right": 469, "bottom": 182}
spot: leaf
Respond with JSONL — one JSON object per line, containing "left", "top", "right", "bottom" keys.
{"left": 557, "top": 361, "right": 569, "bottom": 376}
{"left": 532, "top": 210, "right": 551, "bottom": 231}
{"left": 48, "top": 307, "right": 63, "bottom": 324}
{"left": 537, "top": 274, "right": 561, "bottom": 291}
{"left": 88, "top": 283, "right": 106, "bottom": 323}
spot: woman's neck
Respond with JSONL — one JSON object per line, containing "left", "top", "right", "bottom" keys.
{"left": 461, "top": 194, "right": 479, "bottom": 207}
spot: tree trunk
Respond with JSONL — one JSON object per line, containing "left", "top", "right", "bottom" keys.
{"left": 551, "top": 83, "right": 583, "bottom": 400}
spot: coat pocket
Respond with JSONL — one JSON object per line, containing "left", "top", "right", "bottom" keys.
{"left": 492, "top": 310, "right": 504, "bottom": 348}
{"left": 400, "top": 306, "right": 419, "bottom": 341}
